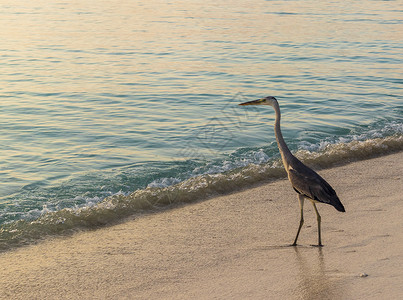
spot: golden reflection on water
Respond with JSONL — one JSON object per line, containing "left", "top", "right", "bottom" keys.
{"left": 1, "top": 0, "right": 401, "bottom": 96}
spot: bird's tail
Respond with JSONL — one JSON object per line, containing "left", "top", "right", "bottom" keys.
{"left": 333, "top": 197, "right": 345, "bottom": 212}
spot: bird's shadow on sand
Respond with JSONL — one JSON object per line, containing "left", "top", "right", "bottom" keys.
{"left": 252, "top": 244, "right": 321, "bottom": 251}
{"left": 252, "top": 244, "right": 345, "bottom": 299}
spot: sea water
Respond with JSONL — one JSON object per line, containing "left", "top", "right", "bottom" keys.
{"left": 0, "top": 0, "right": 402, "bottom": 250}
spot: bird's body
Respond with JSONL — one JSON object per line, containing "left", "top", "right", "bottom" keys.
{"left": 287, "top": 157, "right": 345, "bottom": 212}
{"left": 239, "top": 96, "right": 345, "bottom": 246}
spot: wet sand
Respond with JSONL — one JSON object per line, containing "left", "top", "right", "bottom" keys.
{"left": 1, "top": 152, "right": 402, "bottom": 299}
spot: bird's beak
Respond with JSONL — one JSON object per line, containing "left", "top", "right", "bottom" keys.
{"left": 238, "top": 98, "right": 265, "bottom": 106}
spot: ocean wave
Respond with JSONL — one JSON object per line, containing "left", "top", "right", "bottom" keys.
{"left": 1, "top": 133, "right": 402, "bottom": 252}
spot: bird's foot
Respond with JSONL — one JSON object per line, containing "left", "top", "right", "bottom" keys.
{"left": 310, "top": 244, "right": 324, "bottom": 248}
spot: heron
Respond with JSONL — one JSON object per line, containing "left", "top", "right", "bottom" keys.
{"left": 239, "top": 96, "right": 345, "bottom": 246}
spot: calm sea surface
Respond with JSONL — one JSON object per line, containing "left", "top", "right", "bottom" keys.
{"left": 0, "top": 0, "right": 402, "bottom": 249}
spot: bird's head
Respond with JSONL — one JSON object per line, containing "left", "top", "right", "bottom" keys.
{"left": 238, "top": 96, "right": 277, "bottom": 106}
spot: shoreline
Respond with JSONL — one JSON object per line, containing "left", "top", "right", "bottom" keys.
{"left": 1, "top": 152, "right": 402, "bottom": 299}
{"left": 1, "top": 135, "right": 402, "bottom": 252}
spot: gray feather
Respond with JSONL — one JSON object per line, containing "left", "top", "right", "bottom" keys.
{"left": 288, "top": 157, "right": 345, "bottom": 212}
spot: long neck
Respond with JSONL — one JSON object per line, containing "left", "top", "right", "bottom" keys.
{"left": 272, "top": 101, "right": 293, "bottom": 169}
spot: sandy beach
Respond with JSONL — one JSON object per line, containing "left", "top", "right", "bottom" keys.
{"left": 0, "top": 152, "right": 402, "bottom": 299}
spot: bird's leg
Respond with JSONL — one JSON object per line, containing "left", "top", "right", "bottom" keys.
{"left": 292, "top": 195, "right": 304, "bottom": 246}
{"left": 312, "top": 202, "right": 323, "bottom": 247}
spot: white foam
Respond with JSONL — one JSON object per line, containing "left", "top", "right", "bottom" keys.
{"left": 147, "top": 177, "right": 182, "bottom": 188}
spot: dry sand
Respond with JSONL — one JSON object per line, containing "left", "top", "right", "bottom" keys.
{"left": 1, "top": 152, "right": 402, "bottom": 299}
